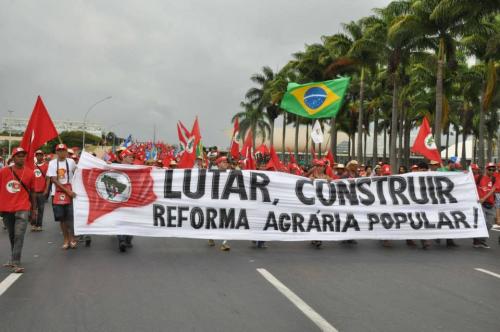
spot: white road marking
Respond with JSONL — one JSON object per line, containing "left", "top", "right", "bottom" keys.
{"left": 257, "top": 268, "right": 338, "bottom": 332}
{"left": 0, "top": 273, "right": 22, "bottom": 296}
{"left": 475, "top": 268, "right": 500, "bottom": 280}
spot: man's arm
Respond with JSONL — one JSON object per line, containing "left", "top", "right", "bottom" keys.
{"left": 479, "top": 186, "right": 496, "bottom": 204}
{"left": 43, "top": 176, "right": 50, "bottom": 196}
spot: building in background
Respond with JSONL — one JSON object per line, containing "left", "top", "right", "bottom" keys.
{"left": 1, "top": 117, "right": 104, "bottom": 138}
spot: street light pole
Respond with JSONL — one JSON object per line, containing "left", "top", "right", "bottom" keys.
{"left": 82, "top": 96, "right": 112, "bottom": 150}
{"left": 7, "top": 110, "right": 13, "bottom": 156}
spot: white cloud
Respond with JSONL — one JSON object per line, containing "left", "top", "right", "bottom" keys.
{"left": 0, "top": 0, "right": 390, "bottom": 145}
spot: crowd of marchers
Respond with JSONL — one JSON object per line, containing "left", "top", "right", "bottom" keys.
{"left": 0, "top": 142, "right": 499, "bottom": 274}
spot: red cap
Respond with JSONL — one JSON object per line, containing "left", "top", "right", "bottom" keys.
{"left": 35, "top": 149, "right": 44, "bottom": 155}
{"left": 411, "top": 164, "right": 418, "bottom": 169}
{"left": 216, "top": 156, "right": 228, "bottom": 164}
{"left": 11, "top": 147, "right": 27, "bottom": 157}
{"left": 486, "top": 162, "right": 496, "bottom": 168}
{"left": 470, "top": 163, "right": 479, "bottom": 170}
{"left": 56, "top": 144, "right": 67, "bottom": 151}
{"left": 382, "top": 164, "right": 392, "bottom": 175}
{"left": 120, "top": 149, "right": 134, "bottom": 158}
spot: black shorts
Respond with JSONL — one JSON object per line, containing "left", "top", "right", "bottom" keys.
{"left": 52, "top": 200, "right": 74, "bottom": 223}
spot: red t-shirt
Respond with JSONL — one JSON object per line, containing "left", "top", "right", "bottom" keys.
{"left": 476, "top": 175, "right": 496, "bottom": 205}
{"left": 494, "top": 172, "right": 500, "bottom": 193}
{"left": 0, "top": 166, "right": 35, "bottom": 212}
{"left": 33, "top": 162, "right": 48, "bottom": 193}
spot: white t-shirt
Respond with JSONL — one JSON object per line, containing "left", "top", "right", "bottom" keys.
{"left": 47, "top": 158, "right": 77, "bottom": 196}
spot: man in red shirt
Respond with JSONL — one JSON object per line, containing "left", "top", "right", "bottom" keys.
{"left": 474, "top": 162, "right": 497, "bottom": 248}
{"left": 32, "top": 150, "right": 49, "bottom": 232}
{"left": 492, "top": 162, "right": 500, "bottom": 231}
{"left": 0, "top": 147, "right": 37, "bottom": 273}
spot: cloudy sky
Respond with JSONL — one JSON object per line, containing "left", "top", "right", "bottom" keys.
{"left": 0, "top": 0, "right": 389, "bottom": 146}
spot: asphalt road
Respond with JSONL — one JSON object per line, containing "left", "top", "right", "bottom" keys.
{"left": 0, "top": 203, "right": 499, "bottom": 332}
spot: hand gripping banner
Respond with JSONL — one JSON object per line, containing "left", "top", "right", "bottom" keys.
{"left": 73, "top": 152, "right": 488, "bottom": 241}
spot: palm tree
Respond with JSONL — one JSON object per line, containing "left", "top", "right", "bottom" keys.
{"left": 323, "top": 19, "right": 379, "bottom": 162}
{"left": 268, "top": 65, "right": 298, "bottom": 156}
{"left": 461, "top": 14, "right": 500, "bottom": 167}
{"left": 244, "top": 66, "right": 280, "bottom": 146}
{"left": 390, "top": 0, "right": 495, "bottom": 155}
{"left": 288, "top": 43, "right": 332, "bottom": 157}
{"left": 451, "top": 61, "right": 483, "bottom": 166}
{"left": 381, "top": 0, "right": 431, "bottom": 171}
{"left": 232, "top": 102, "right": 271, "bottom": 150}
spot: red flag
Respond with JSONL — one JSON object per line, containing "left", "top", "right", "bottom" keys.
{"left": 20, "top": 96, "right": 58, "bottom": 163}
{"left": 177, "top": 122, "right": 190, "bottom": 154}
{"left": 82, "top": 167, "right": 157, "bottom": 224}
{"left": 325, "top": 150, "right": 335, "bottom": 165}
{"left": 241, "top": 130, "right": 255, "bottom": 170}
{"left": 325, "top": 166, "right": 335, "bottom": 178}
{"left": 178, "top": 117, "right": 201, "bottom": 168}
{"left": 269, "top": 146, "right": 286, "bottom": 171}
{"left": 287, "top": 148, "right": 297, "bottom": 164}
{"left": 178, "top": 121, "right": 190, "bottom": 137}
{"left": 230, "top": 118, "right": 240, "bottom": 160}
{"left": 411, "top": 117, "right": 442, "bottom": 163}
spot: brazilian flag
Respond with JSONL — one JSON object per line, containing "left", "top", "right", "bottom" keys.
{"left": 280, "top": 77, "right": 350, "bottom": 119}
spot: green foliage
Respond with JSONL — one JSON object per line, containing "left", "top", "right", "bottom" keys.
{"left": 236, "top": 0, "right": 500, "bottom": 162}
{"left": 45, "top": 131, "right": 102, "bottom": 153}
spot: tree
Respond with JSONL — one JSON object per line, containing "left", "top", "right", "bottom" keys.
{"left": 324, "top": 19, "right": 379, "bottom": 162}
{"left": 244, "top": 66, "right": 280, "bottom": 146}
{"left": 268, "top": 65, "right": 298, "bottom": 156}
{"left": 390, "top": 0, "right": 495, "bottom": 154}
{"left": 45, "top": 131, "right": 102, "bottom": 153}
{"left": 232, "top": 102, "right": 271, "bottom": 150}
{"left": 461, "top": 14, "right": 500, "bottom": 167}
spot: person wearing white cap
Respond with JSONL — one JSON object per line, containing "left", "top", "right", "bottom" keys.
{"left": 47, "top": 143, "right": 78, "bottom": 249}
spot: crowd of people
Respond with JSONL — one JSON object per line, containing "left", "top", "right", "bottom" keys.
{"left": 0, "top": 142, "right": 499, "bottom": 274}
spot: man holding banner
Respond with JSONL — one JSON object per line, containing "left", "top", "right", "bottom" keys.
{"left": 474, "top": 162, "right": 498, "bottom": 248}
{"left": 72, "top": 151, "right": 489, "bottom": 243}
{"left": 116, "top": 148, "right": 136, "bottom": 252}
{"left": 207, "top": 155, "right": 231, "bottom": 251}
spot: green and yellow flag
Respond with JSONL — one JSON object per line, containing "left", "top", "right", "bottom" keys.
{"left": 280, "top": 77, "right": 350, "bottom": 119}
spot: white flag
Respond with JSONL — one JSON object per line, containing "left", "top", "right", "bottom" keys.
{"left": 311, "top": 120, "right": 324, "bottom": 144}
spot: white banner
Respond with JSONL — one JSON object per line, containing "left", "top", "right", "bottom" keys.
{"left": 73, "top": 152, "right": 488, "bottom": 241}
